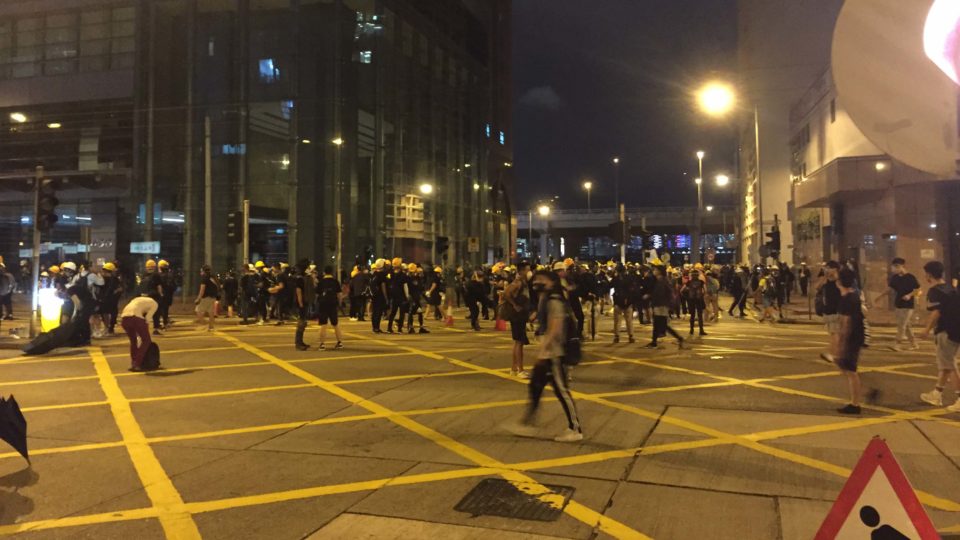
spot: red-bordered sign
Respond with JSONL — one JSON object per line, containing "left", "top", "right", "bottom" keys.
{"left": 815, "top": 437, "right": 939, "bottom": 539}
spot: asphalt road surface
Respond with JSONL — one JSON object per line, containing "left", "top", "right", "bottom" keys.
{"left": 0, "top": 307, "right": 958, "bottom": 539}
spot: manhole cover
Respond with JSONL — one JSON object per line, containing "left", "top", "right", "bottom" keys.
{"left": 454, "top": 478, "right": 575, "bottom": 522}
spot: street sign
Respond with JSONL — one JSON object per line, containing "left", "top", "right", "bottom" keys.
{"left": 814, "top": 437, "right": 938, "bottom": 540}
{"left": 130, "top": 241, "right": 161, "bottom": 255}
{"left": 467, "top": 237, "right": 480, "bottom": 253}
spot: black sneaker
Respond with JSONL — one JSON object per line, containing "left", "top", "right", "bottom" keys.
{"left": 613, "top": 336, "right": 620, "bottom": 344}
{"left": 628, "top": 336, "right": 635, "bottom": 344}
{"left": 295, "top": 344, "right": 310, "bottom": 351}
{"left": 318, "top": 343, "right": 326, "bottom": 350}
{"left": 419, "top": 328, "right": 430, "bottom": 334}
{"left": 837, "top": 404, "right": 861, "bottom": 415}
{"left": 819, "top": 353, "right": 834, "bottom": 365}
{"left": 700, "top": 332, "right": 708, "bottom": 337}
{"left": 372, "top": 328, "right": 383, "bottom": 334}
{"left": 128, "top": 366, "right": 143, "bottom": 372}
{"left": 407, "top": 328, "right": 415, "bottom": 334}
{"left": 644, "top": 342, "right": 658, "bottom": 349}
{"left": 334, "top": 342, "right": 344, "bottom": 349}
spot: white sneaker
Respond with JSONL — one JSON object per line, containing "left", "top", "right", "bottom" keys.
{"left": 554, "top": 429, "right": 584, "bottom": 443}
{"left": 920, "top": 389, "right": 943, "bottom": 407}
{"left": 517, "top": 370, "right": 530, "bottom": 379}
{"left": 909, "top": 343, "right": 920, "bottom": 350}
{"left": 947, "top": 401, "right": 960, "bottom": 413}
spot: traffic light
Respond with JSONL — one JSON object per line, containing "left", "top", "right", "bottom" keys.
{"left": 37, "top": 179, "right": 59, "bottom": 233}
{"left": 436, "top": 236, "right": 449, "bottom": 257}
{"left": 764, "top": 227, "right": 781, "bottom": 260}
{"left": 226, "top": 211, "right": 241, "bottom": 242}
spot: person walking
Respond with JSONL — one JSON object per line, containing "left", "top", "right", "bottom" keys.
{"left": 426, "top": 266, "right": 444, "bottom": 321}
{"left": 507, "top": 268, "right": 583, "bottom": 442}
{"left": 404, "top": 264, "right": 428, "bottom": 334}
{"left": 645, "top": 265, "right": 685, "bottom": 349}
{"left": 464, "top": 270, "right": 485, "bottom": 331}
{"left": 817, "top": 261, "right": 843, "bottom": 364}
{"left": 611, "top": 264, "right": 635, "bottom": 344}
{"left": 727, "top": 266, "right": 748, "bottom": 318}
{"left": 315, "top": 266, "right": 344, "bottom": 350}
{"left": 798, "top": 262, "right": 811, "bottom": 297}
{"left": 918, "top": 261, "right": 960, "bottom": 412}
{"left": 0, "top": 262, "right": 14, "bottom": 320}
{"left": 386, "top": 258, "right": 407, "bottom": 333}
{"left": 876, "top": 258, "right": 920, "bottom": 351}
{"left": 828, "top": 268, "right": 867, "bottom": 414}
{"left": 683, "top": 269, "right": 707, "bottom": 336}
{"left": 121, "top": 295, "right": 158, "bottom": 372}
{"left": 158, "top": 260, "right": 176, "bottom": 328}
{"left": 503, "top": 261, "right": 532, "bottom": 377}
{"left": 221, "top": 269, "right": 238, "bottom": 319}
{"left": 370, "top": 259, "right": 389, "bottom": 333}
{"left": 98, "top": 262, "right": 123, "bottom": 336}
{"left": 294, "top": 261, "right": 310, "bottom": 351}
{"left": 194, "top": 265, "right": 219, "bottom": 332}
{"left": 348, "top": 266, "right": 370, "bottom": 321}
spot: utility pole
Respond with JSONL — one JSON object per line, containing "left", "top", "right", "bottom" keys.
{"left": 619, "top": 203, "right": 626, "bottom": 264}
{"left": 242, "top": 199, "right": 250, "bottom": 265}
{"left": 29, "top": 166, "right": 42, "bottom": 339}
{"left": 204, "top": 115, "right": 212, "bottom": 266}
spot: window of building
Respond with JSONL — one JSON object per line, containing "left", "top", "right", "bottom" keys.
{"left": 485, "top": 124, "right": 491, "bottom": 138}
{"left": 358, "top": 50, "right": 372, "bottom": 64}
{"left": 829, "top": 98, "right": 836, "bottom": 123}
{"left": 258, "top": 58, "right": 280, "bottom": 83}
{"left": 499, "top": 131, "right": 506, "bottom": 145}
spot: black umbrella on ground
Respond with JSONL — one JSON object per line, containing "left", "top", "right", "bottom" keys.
{"left": 0, "top": 395, "right": 29, "bottom": 463}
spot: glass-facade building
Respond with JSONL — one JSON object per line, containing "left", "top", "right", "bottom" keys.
{"left": 0, "top": 0, "right": 513, "bottom": 291}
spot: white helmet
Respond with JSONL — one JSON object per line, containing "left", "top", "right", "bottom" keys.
{"left": 61, "top": 261, "right": 78, "bottom": 272}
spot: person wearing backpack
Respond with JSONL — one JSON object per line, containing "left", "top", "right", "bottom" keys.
{"left": 315, "top": 266, "right": 344, "bottom": 350}
{"left": 830, "top": 267, "right": 868, "bottom": 414}
{"left": 918, "top": 260, "right": 960, "bottom": 412}
{"left": 644, "top": 265, "right": 685, "bottom": 349}
{"left": 682, "top": 269, "right": 707, "bottom": 337}
{"left": 507, "top": 267, "right": 583, "bottom": 442}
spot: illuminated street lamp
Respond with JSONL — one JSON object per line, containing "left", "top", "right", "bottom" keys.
{"left": 696, "top": 82, "right": 736, "bottom": 117}
{"left": 582, "top": 180, "right": 593, "bottom": 211}
{"left": 716, "top": 174, "right": 730, "bottom": 187}
{"left": 9, "top": 112, "right": 27, "bottom": 123}
{"left": 419, "top": 183, "right": 434, "bottom": 195}
{"left": 537, "top": 204, "right": 550, "bottom": 217}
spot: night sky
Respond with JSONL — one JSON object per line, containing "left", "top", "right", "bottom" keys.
{"left": 512, "top": 0, "right": 739, "bottom": 212}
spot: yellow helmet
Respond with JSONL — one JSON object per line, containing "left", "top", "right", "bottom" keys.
{"left": 694, "top": 262, "right": 704, "bottom": 270}
{"left": 48, "top": 265, "right": 60, "bottom": 274}
{"left": 145, "top": 260, "right": 157, "bottom": 268}
{"left": 407, "top": 263, "right": 418, "bottom": 273}
{"left": 372, "top": 259, "right": 384, "bottom": 270}
{"left": 434, "top": 266, "right": 442, "bottom": 273}
{"left": 158, "top": 259, "right": 169, "bottom": 268}
{"left": 563, "top": 258, "right": 575, "bottom": 267}
{"left": 392, "top": 257, "right": 403, "bottom": 267}
{"left": 102, "top": 262, "right": 117, "bottom": 272}
{"left": 254, "top": 260, "right": 266, "bottom": 268}
{"left": 351, "top": 266, "right": 359, "bottom": 278}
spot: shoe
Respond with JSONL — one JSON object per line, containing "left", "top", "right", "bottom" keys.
{"left": 613, "top": 335, "right": 619, "bottom": 344}
{"left": 152, "top": 329, "right": 163, "bottom": 336}
{"left": 128, "top": 366, "right": 143, "bottom": 372}
{"left": 349, "top": 317, "right": 358, "bottom": 322}
{"left": 554, "top": 429, "right": 584, "bottom": 443}
{"left": 677, "top": 339, "right": 686, "bottom": 350}
{"left": 386, "top": 328, "right": 394, "bottom": 334}
{"left": 699, "top": 332, "right": 708, "bottom": 337}
{"left": 473, "top": 326, "right": 481, "bottom": 332}
{"left": 947, "top": 401, "right": 960, "bottom": 413}
{"left": 275, "top": 321, "right": 285, "bottom": 326}
{"left": 407, "top": 328, "right": 415, "bottom": 334}
{"left": 257, "top": 320, "right": 265, "bottom": 326}
{"left": 644, "top": 342, "right": 658, "bottom": 349}
{"left": 514, "top": 370, "right": 530, "bottom": 379}
{"left": 920, "top": 389, "right": 943, "bottom": 407}
{"left": 819, "top": 353, "right": 834, "bottom": 365}
{"left": 295, "top": 344, "right": 310, "bottom": 351}
{"left": 628, "top": 336, "right": 635, "bottom": 344}
{"left": 419, "top": 328, "right": 430, "bottom": 334}
{"left": 318, "top": 343, "right": 326, "bottom": 350}
{"left": 836, "top": 404, "right": 861, "bottom": 415}
{"left": 909, "top": 344, "right": 920, "bottom": 351}
{"left": 372, "top": 328, "right": 383, "bottom": 334}
{"left": 335, "top": 342, "right": 343, "bottom": 349}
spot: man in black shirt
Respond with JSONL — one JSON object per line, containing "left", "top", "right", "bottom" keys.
{"left": 293, "top": 262, "right": 310, "bottom": 351}
{"left": 832, "top": 268, "right": 866, "bottom": 414}
{"left": 877, "top": 258, "right": 920, "bottom": 350}
{"left": 315, "top": 266, "right": 344, "bottom": 350}
{"left": 918, "top": 260, "right": 960, "bottom": 412}
{"left": 817, "top": 261, "right": 842, "bottom": 363}
{"left": 370, "top": 260, "right": 389, "bottom": 333}
{"left": 386, "top": 258, "right": 408, "bottom": 333}
{"left": 798, "top": 263, "right": 811, "bottom": 297}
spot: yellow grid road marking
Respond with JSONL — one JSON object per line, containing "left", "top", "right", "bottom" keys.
{"left": 87, "top": 347, "right": 200, "bottom": 539}
{"left": 216, "top": 332, "right": 649, "bottom": 539}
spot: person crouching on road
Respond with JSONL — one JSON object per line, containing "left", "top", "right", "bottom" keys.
{"left": 316, "top": 266, "right": 344, "bottom": 350}
{"left": 508, "top": 269, "right": 583, "bottom": 442}
{"left": 122, "top": 295, "right": 158, "bottom": 372}
{"left": 194, "top": 265, "right": 219, "bottom": 332}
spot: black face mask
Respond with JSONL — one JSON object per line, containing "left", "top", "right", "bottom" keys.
{"left": 531, "top": 282, "right": 546, "bottom": 293}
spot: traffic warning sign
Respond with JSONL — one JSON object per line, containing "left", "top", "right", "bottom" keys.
{"left": 815, "top": 437, "right": 938, "bottom": 539}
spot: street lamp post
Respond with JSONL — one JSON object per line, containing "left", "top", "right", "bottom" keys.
{"left": 694, "top": 151, "right": 705, "bottom": 263}
{"left": 582, "top": 180, "right": 593, "bottom": 212}
{"left": 612, "top": 157, "right": 620, "bottom": 211}
{"left": 420, "top": 182, "right": 434, "bottom": 262}
{"left": 332, "top": 137, "right": 344, "bottom": 278}
{"left": 537, "top": 204, "right": 550, "bottom": 262}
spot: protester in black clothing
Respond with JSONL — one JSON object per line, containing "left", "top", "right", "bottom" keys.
{"left": 829, "top": 268, "right": 866, "bottom": 414}
{"left": 405, "top": 264, "right": 429, "bottom": 334}
{"left": 194, "top": 265, "right": 219, "bottom": 331}
{"left": 876, "top": 258, "right": 920, "bottom": 350}
{"left": 818, "top": 261, "right": 843, "bottom": 363}
{"left": 254, "top": 262, "right": 270, "bottom": 324}
{"left": 293, "top": 262, "right": 310, "bottom": 350}
{"left": 645, "top": 266, "right": 685, "bottom": 349}
{"left": 158, "top": 260, "right": 176, "bottom": 328}
{"left": 728, "top": 266, "right": 748, "bottom": 317}
{"left": 315, "top": 266, "right": 344, "bottom": 350}
{"left": 349, "top": 266, "right": 370, "bottom": 321}
{"left": 239, "top": 264, "right": 258, "bottom": 323}
{"left": 798, "top": 263, "right": 811, "bottom": 297}
{"left": 98, "top": 262, "right": 123, "bottom": 335}
{"left": 386, "top": 259, "right": 408, "bottom": 333}
{"left": 464, "top": 271, "right": 486, "bottom": 331}
{"left": 221, "top": 269, "right": 238, "bottom": 318}
{"left": 683, "top": 270, "right": 707, "bottom": 337}
{"left": 426, "top": 267, "right": 444, "bottom": 320}
{"left": 610, "top": 265, "right": 635, "bottom": 343}
{"left": 370, "top": 261, "right": 389, "bottom": 333}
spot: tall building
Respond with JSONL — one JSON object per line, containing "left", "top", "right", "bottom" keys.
{"left": 0, "top": 0, "right": 513, "bottom": 291}
{"left": 736, "top": 0, "right": 843, "bottom": 264}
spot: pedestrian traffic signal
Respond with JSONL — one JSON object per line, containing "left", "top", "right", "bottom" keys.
{"left": 36, "top": 179, "right": 59, "bottom": 233}
{"left": 226, "top": 211, "right": 241, "bottom": 242}
{"left": 436, "top": 236, "right": 449, "bottom": 256}
{"left": 765, "top": 227, "right": 781, "bottom": 260}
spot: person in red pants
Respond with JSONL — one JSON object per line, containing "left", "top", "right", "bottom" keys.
{"left": 121, "top": 296, "right": 158, "bottom": 372}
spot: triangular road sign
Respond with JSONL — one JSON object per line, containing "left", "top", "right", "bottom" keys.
{"left": 815, "top": 437, "right": 939, "bottom": 539}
